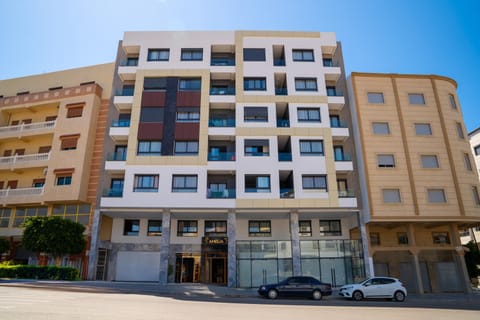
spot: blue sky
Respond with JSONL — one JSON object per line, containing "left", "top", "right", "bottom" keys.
{"left": 0, "top": 0, "right": 478, "bottom": 131}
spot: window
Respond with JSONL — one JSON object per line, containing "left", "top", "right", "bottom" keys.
{"left": 295, "top": 78, "right": 317, "bottom": 91}
{"left": 319, "top": 220, "right": 341, "bottom": 236}
{"left": 464, "top": 153, "right": 473, "bottom": 171}
{"left": 66, "top": 105, "right": 84, "bottom": 118}
{"left": 137, "top": 141, "right": 161, "bottom": 155}
{"left": 415, "top": 123, "right": 432, "bottom": 136}
{"left": 243, "top": 48, "right": 266, "bottom": 61}
{"left": 370, "top": 232, "right": 380, "bottom": 245}
{"left": 297, "top": 108, "right": 321, "bottom": 122}
{"left": 421, "top": 155, "right": 439, "bottom": 168}
{"left": 174, "top": 141, "right": 199, "bottom": 155}
{"left": 382, "top": 189, "right": 401, "bottom": 203}
{"left": 147, "top": 49, "right": 169, "bottom": 61}
{"left": 408, "top": 93, "right": 425, "bottom": 105}
{"left": 299, "top": 220, "right": 312, "bottom": 237}
{"left": 377, "top": 154, "right": 395, "bottom": 168}
{"left": 428, "top": 189, "right": 446, "bottom": 203}
{"left": 372, "top": 122, "right": 390, "bottom": 135}
{"left": 397, "top": 232, "right": 408, "bottom": 245}
{"left": 181, "top": 48, "right": 203, "bottom": 61}
{"left": 456, "top": 122, "right": 465, "bottom": 139}
{"left": 248, "top": 220, "right": 271, "bottom": 237}
{"left": 125, "top": 57, "right": 138, "bottom": 66}
{"left": 32, "top": 179, "right": 45, "bottom": 188}
{"left": 140, "top": 107, "right": 164, "bottom": 122}
{"left": 473, "top": 186, "right": 480, "bottom": 206}
{"left": 144, "top": 77, "right": 167, "bottom": 91}
{"left": 13, "top": 207, "right": 48, "bottom": 227}
{"left": 449, "top": 94, "right": 457, "bottom": 109}
{"left": 177, "top": 220, "right": 198, "bottom": 236}
{"left": 134, "top": 175, "right": 159, "bottom": 192}
{"left": 176, "top": 110, "right": 200, "bottom": 122}
{"left": 52, "top": 204, "right": 91, "bottom": 225}
{"left": 179, "top": 78, "right": 201, "bottom": 91}
{"left": 367, "top": 92, "right": 385, "bottom": 104}
{"left": 302, "top": 175, "right": 327, "bottom": 191}
{"left": 172, "top": 175, "right": 198, "bottom": 192}
{"left": 244, "top": 78, "right": 266, "bottom": 91}
{"left": 475, "top": 145, "right": 480, "bottom": 156}
{"left": 60, "top": 135, "right": 79, "bottom": 150}
{"left": 244, "top": 139, "right": 269, "bottom": 156}
{"left": 432, "top": 232, "right": 450, "bottom": 244}
{"left": 292, "top": 49, "right": 314, "bottom": 61}
{"left": 147, "top": 220, "right": 162, "bottom": 236}
{"left": 56, "top": 175, "right": 72, "bottom": 186}
{"left": 299, "top": 140, "right": 324, "bottom": 155}
{"left": 245, "top": 175, "right": 271, "bottom": 192}
{"left": 0, "top": 208, "right": 12, "bottom": 228}
{"left": 244, "top": 107, "right": 268, "bottom": 122}
{"left": 204, "top": 221, "right": 227, "bottom": 236}
{"left": 124, "top": 219, "right": 140, "bottom": 236}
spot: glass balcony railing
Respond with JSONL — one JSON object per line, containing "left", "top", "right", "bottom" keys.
{"left": 103, "top": 189, "right": 123, "bottom": 197}
{"left": 210, "top": 87, "right": 235, "bottom": 95}
{"left": 322, "top": 59, "right": 340, "bottom": 67}
{"left": 330, "top": 120, "right": 348, "bottom": 128}
{"left": 273, "top": 59, "right": 286, "bottom": 66}
{"left": 245, "top": 188, "right": 271, "bottom": 193}
{"left": 111, "top": 119, "right": 131, "bottom": 127}
{"left": 107, "top": 152, "right": 127, "bottom": 161}
{"left": 276, "top": 119, "right": 290, "bottom": 127}
{"left": 338, "top": 190, "right": 355, "bottom": 198}
{"left": 326, "top": 88, "right": 344, "bottom": 97}
{"left": 280, "top": 188, "right": 295, "bottom": 198}
{"left": 275, "top": 88, "right": 288, "bottom": 95}
{"left": 207, "top": 188, "right": 236, "bottom": 199}
{"left": 278, "top": 152, "right": 292, "bottom": 161}
{"left": 208, "top": 119, "right": 235, "bottom": 127}
{"left": 210, "top": 58, "right": 235, "bottom": 66}
{"left": 115, "top": 88, "right": 135, "bottom": 96}
{"left": 208, "top": 151, "right": 236, "bottom": 161}
{"left": 334, "top": 153, "right": 352, "bottom": 161}
{"left": 119, "top": 58, "right": 139, "bottom": 67}
{"left": 245, "top": 152, "right": 269, "bottom": 157}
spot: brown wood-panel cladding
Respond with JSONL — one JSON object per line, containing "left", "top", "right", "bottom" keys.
{"left": 175, "top": 123, "right": 199, "bottom": 139}
{"left": 141, "top": 91, "right": 166, "bottom": 107}
{"left": 138, "top": 123, "right": 164, "bottom": 139}
{"left": 176, "top": 91, "right": 201, "bottom": 106}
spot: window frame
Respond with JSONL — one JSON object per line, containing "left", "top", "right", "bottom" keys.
{"left": 464, "top": 153, "right": 473, "bottom": 171}
{"left": 472, "top": 186, "right": 480, "bottom": 206}
{"left": 66, "top": 105, "right": 84, "bottom": 118}
{"left": 397, "top": 232, "right": 409, "bottom": 245}
{"left": 244, "top": 139, "right": 269, "bottom": 157}
{"left": 297, "top": 108, "right": 321, "bottom": 122}
{"left": 377, "top": 154, "right": 396, "bottom": 168}
{"left": 319, "top": 220, "right": 341, "bottom": 236}
{"left": 177, "top": 220, "right": 198, "bottom": 237}
{"left": 299, "top": 140, "right": 324, "bottom": 156}
{"left": 449, "top": 94, "right": 457, "bottom": 110}
{"left": 244, "top": 106, "right": 268, "bottom": 122}
{"left": 299, "top": 220, "right": 312, "bottom": 237}
{"left": 244, "top": 77, "right": 267, "bottom": 91}
{"left": 456, "top": 122, "right": 465, "bottom": 139}
{"left": 147, "top": 220, "right": 162, "bottom": 236}
{"left": 243, "top": 48, "right": 266, "bottom": 62}
{"left": 421, "top": 155, "right": 439, "bottom": 169}
{"left": 56, "top": 175, "right": 72, "bottom": 186}
{"left": 372, "top": 122, "right": 390, "bottom": 135}
{"left": 172, "top": 175, "right": 198, "bottom": 192}
{"left": 370, "top": 232, "right": 381, "bottom": 245}
{"left": 137, "top": 140, "right": 162, "bottom": 156}
{"left": 415, "top": 123, "right": 432, "bottom": 136}
{"left": 204, "top": 220, "right": 227, "bottom": 236}
{"left": 133, "top": 174, "right": 159, "bottom": 192}
{"left": 367, "top": 92, "right": 385, "bottom": 104}
{"left": 432, "top": 232, "right": 450, "bottom": 244}
{"left": 294, "top": 78, "right": 318, "bottom": 91}
{"left": 181, "top": 48, "right": 203, "bottom": 61}
{"left": 123, "top": 219, "right": 140, "bottom": 236}
{"left": 174, "top": 141, "right": 199, "bottom": 155}
{"left": 292, "top": 49, "right": 314, "bottom": 62}
{"left": 408, "top": 93, "right": 426, "bottom": 105}
{"left": 427, "top": 188, "right": 447, "bottom": 203}
{"left": 248, "top": 220, "right": 271, "bottom": 237}
{"left": 60, "top": 136, "right": 79, "bottom": 151}
{"left": 245, "top": 175, "right": 271, "bottom": 193}
{"left": 382, "top": 188, "right": 401, "bottom": 203}
{"left": 178, "top": 78, "right": 201, "bottom": 91}
{"left": 147, "top": 49, "right": 170, "bottom": 61}
{"left": 302, "top": 175, "right": 328, "bottom": 191}
{"left": 474, "top": 145, "right": 480, "bottom": 156}
{"left": 176, "top": 110, "right": 200, "bottom": 122}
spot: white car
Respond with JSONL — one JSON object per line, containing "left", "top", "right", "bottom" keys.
{"left": 339, "top": 277, "right": 407, "bottom": 302}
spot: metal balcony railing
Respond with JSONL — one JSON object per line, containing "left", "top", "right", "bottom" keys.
{"left": 334, "top": 153, "right": 352, "bottom": 161}
{"left": 210, "top": 87, "right": 236, "bottom": 95}
{"left": 0, "top": 120, "right": 56, "bottom": 135}
{"left": 102, "top": 189, "right": 123, "bottom": 197}
{"left": 210, "top": 58, "right": 235, "bottom": 66}
{"left": 208, "top": 119, "right": 235, "bottom": 127}
{"left": 111, "top": 119, "right": 131, "bottom": 127}
{"left": 276, "top": 119, "right": 290, "bottom": 127}
{"left": 0, "top": 187, "right": 44, "bottom": 198}
{"left": 107, "top": 152, "right": 127, "bottom": 161}
{"left": 275, "top": 88, "right": 288, "bottom": 95}
{"left": 338, "top": 190, "right": 355, "bottom": 198}
{"left": 0, "top": 152, "right": 50, "bottom": 168}
{"left": 207, "top": 151, "right": 235, "bottom": 161}
{"left": 207, "top": 188, "right": 236, "bottom": 199}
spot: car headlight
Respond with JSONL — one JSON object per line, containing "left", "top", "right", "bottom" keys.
{"left": 342, "top": 286, "right": 353, "bottom": 290}
{"left": 260, "top": 286, "right": 266, "bottom": 291}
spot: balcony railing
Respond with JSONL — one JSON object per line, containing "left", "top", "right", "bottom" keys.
{"left": 210, "top": 87, "right": 236, "bottom": 95}
{"left": 115, "top": 88, "right": 135, "bottom": 96}
{"left": 208, "top": 119, "right": 235, "bottom": 127}
{"left": 0, "top": 120, "right": 56, "bottom": 136}
{"left": 107, "top": 152, "right": 127, "bottom": 161}
{"left": 276, "top": 119, "right": 290, "bottom": 127}
{"left": 322, "top": 59, "right": 340, "bottom": 67}
{"left": 273, "top": 59, "right": 286, "bottom": 66}
{"left": 278, "top": 152, "right": 292, "bottom": 161}
{"left": 111, "top": 119, "right": 131, "bottom": 127}
{"left": 275, "top": 88, "right": 288, "bottom": 95}
{"left": 280, "top": 188, "right": 295, "bottom": 199}
{"left": 210, "top": 58, "right": 235, "bottom": 66}
{"left": 245, "top": 188, "right": 271, "bottom": 193}
{"left": 207, "top": 188, "right": 236, "bottom": 199}
{"left": 326, "top": 89, "right": 344, "bottom": 97}
{"left": 0, "top": 152, "right": 50, "bottom": 168}
{"left": 338, "top": 190, "right": 355, "bottom": 198}
{"left": 103, "top": 189, "right": 123, "bottom": 197}
{"left": 245, "top": 152, "right": 269, "bottom": 157}
{"left": 334, "top": 153, "right": 352, "bottom": 161}
{"left": 208, "top": 151, "right": 235, "bottom": 161}
{"left": 330, "top": 120, "right": 348, "bottom": 128}
{"left": 119, "top": 58, "right": 139, "bottom": 67}
{"left": 0, "top": 187, "right": 44, "bottom": 198}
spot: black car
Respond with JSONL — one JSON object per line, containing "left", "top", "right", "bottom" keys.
{"left": 257, "top": 276, "right": 332, "bottom": 300}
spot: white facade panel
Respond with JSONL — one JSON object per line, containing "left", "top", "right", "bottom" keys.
{"left": 111, "top": 218, "right": 163, "bottom": 244}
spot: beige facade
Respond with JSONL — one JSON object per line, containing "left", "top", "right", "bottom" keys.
{"left": 0, "top": 63, "right": 114, "bottom": 275}
{"left": 349, "top": 73, "right": 480, "bottom": 293}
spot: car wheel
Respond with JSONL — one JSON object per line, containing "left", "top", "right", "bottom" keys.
{"left": 312, "top": 290, "right": 323, "bottom": 300}
{"left": 352, "top": 290, "right": 363, "bottom": 301}
{"left": 267, "top": 289, "right": 278, "bottom": 299}
{"left": 393, "top": 290, "right": 405, "bottom": 302}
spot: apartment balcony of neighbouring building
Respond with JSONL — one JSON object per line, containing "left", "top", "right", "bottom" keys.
{"left": 279, "top": 170, "right": 294, "bottom": 199}
{"left": 326, "top": 83, "right": 345, "bottom": 110}
{"left": 210, "top": 45, "right": 235, "bottom": 68}
{"left": 277, "top": 135, "right": 292, "bottom": 162}
{"left": 109, "top": 113, "right": 131, "bottom": 142}
{"left": 101, "top": 177, "right": 125, "bottom": 205}
{"left": 338, "top": 190, "right": 357, "bottom": 208}
{"left": 276, "top": 102, "right": 290, "bottom": 128}
{"left": 208, "top": 142, "right": 236, "bottom": 162}
{"left": 0, "top": 186, "right": 44, "bottom": 205}
{"left": 210, "top": 73, "right": 235, "bottom": 103}
{"left": 274, "top": 73, "right": 287, "bottom": 96}
{"left": 113, "top": 85, "right": 135, "bottom": 112}
{"left": 0, "top": 120, "right": 56, "bottom": 140}
{"left": 0, "top": 152, "right": 50, "bottom": 171}
{"left": 273, "top": 44, "right": 286, "bottom": 67}
{"left": 322, "top": 57, "right": 341, "bottom": 82}
{"left": 330, "top": 115, "right": 349, "bottom": 140}
{"left": 118, "top": 56, "right": 139, "bottom": 81}
{"left": 208, "top": 106, "right": 236, "bottom": 128}
{"left": 105, "top": 149, "right": 127, "bottom": 173}
{"left": 207, "top": 172, "right": 236, "bottom": 199}
{"left": 333, "top": 146, "right": 353, "bottom": 172}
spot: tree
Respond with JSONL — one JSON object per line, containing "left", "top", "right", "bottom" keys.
{"left": 22, "top": 217, "right": 86, "bottom": 266}
{"left": 0, "top": 237, "right": 10, "bottom": 255}
{"left": 464, "top": 240, "right": 480, "bottom": 279}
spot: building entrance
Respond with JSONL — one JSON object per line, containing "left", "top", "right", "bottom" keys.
{"left": 174, "top": 253, "right": 201, "bottom": 283}
{"left": 201, "top": 237, "right": 228, "bottom": 285}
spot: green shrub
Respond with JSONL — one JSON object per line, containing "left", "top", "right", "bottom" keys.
{"left": 0, "top": 265, "right": 80, "bottom": 280}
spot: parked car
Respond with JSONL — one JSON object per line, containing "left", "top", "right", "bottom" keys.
{"left": 258, "top": 276, "right": 332, "bottom": 300}
{"left": 339, "top": 277, "right": 407, "bottom": 302}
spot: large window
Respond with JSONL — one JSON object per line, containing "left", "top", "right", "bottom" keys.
{"left": 123, "top": 219, "right": 140, "bottom": 236}
{"left": 299, "top": 220, "right": 312, "bottom": 237}
{"left": 0, "top": 208, "right": 12, "bottom": 228}
{"left": 244, "top": 139, "right": 269, "bottom": 156}
{"left": 248, "top": 220, "right": 271, "bottom": 237}
{"left": 176, "top": 110, "right": 200, "bottom": 122}
{"left": 319, "top": 220, "right": 341, "bottom": 236}
{"left": 137, "top": 141, "right": 161, "bottom": 155}
{"left": 205, "top": 220, "right": 227, "bottom": 236}
{"left": 298, "top": 108, "right": 321, "bottom": 122}
{"left": 244, "top": 77, "right": 266, "bottom": 91}
{"left": 13, "top": 207, "right": 48, "bottom": 227}
{"left": 52, "top": 204, "right": 91, "bottom": 225}
{"left": 147, "top": 49, "right": 169, "bottom": 61}
{"left": 295, "top": 78, "right": 317, "bottom": 91}
{"left": 302, "top": 175, "right": 327, "bottom": 191}
{"left": 172, "top": 175, "right": 198, "bottom": 192}
{"left": 243, "top": 48, "right": 266, "bottom": 61}
{"left": 372, "top": 122, "right": 390, "bottom": 135}
{"left": 421, "top": 155, "right": 439, "bottom": 168}
{"left": 133, "top": 175, "right": 159, "bottom": 192}
{"left": 177, "top": 220, "right": 198, "bottom": 236}
{"left": 408, "top": 93, "right": 425, "bottom": 105}
{"left": 174, "top": 141, "right": 199, "bottom": 155}
{"left": 181, "top": 48, "right": 203, "bottom": 61}
{"left": 367, "top": 92, "right": 384, "bottom": 104}
{"left": 377, "top": 154, "right": 395, "bottom": 168}
{"left": 299, "top": 140, "right": 324, "bottom": 155}
{"left": 382, "top": 189, "right": 401, "bottom": 203}
{"left": 147, "top": 220, "right": 162, "bottom": 236}
{"left": 415, "top": 123, "right": 432, "bottom": 136}
{"left": 245, "top": 175, "right": 271, "bottom": 193}
{"left": 56, "top": 175, "right": 72, "bottom": 186}
{"left": 428, "top": 189, "right": 446, "bottom": 203}
{"left": 179, "top": 78, "right": 201, "bottom": 91}
{"left": 244, "top": 107, "right": 268, "bottom": 122}
{"left": 140, "top": 107, "right": 164, "bottom": 122}
{"left": 144, "top": 77, "right": 167, "bottom": 91}
{"left": 292, "top": 49, "right": 314, "bottom": 61}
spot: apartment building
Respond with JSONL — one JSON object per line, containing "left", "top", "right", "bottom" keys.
{"left": 93, "top": 31, "right": 364, "bottom": 287}
{"left": 349, "top": 73, "right": 480, "bottom": 293}
{"left": 0, "top": 63, "right": 114, "bottom": 275}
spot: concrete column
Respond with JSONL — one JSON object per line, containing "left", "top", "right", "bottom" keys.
{"left": 289, "top": 211, "right": 301, "bottom": 276}
{"left": 87, "top": 208, "right": 101, "bottom": 280}
{"left": 358, "top": 217, "right": 373, "bottom": 278}
{"left": 159, "top": 210, "right": 171, "bottom": 284}
{"left": 227, "top": 210, "right": 237, "bottom": 287}
{"left": 408, "top": 224, "right": 424, "bottom": 294}
{"left": 450, "top": 224, "right": 472, "bottom": 294}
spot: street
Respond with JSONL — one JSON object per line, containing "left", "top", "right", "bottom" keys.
{"left": 0, "top": 285, "right": 479, "bottom": 320}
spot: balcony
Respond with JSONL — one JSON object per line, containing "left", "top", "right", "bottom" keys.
{"left": 323, "top": 59, "right": 341, "bottom": 82}
{"left": 208, "top": 119, "right": 235, "bottom": 127}
{"left": 278, "top": 152, "right": 292, "bottom": 162}
{"left": 208, "top": 151, "right": 235, "bottom": 161}
{"left": 335, "top": 154, "right": 354, "bottom": 172}
{"left": 210, "top": 87, "right": 235, "bottom": 96}
{"left": 0, "top": 120, "right": 56, "bottom": 140}
{"left": 118, "top": 59, "right": 138, "bottom": 81}
{"left": 0, "top": 187, "right": 44, "bottom": 205}
{"left": 275, "top": 88, "right": 288, "bottom": 96}
{"left": 326, "top": 87, "right": 345, "bottom": 110}
{"left": 338, "top": 190, "right": 357, "bottom": 208}
{"left": 280, "top": 188, "right": 295, "bottom": 199}
{"left": 0, "top": 152, "right": 50, "bottom": 170}
{"left": 276, "top": 119, "right": 290, "bottom": 128}
{"left": 102, "top": 188, "right": 123, "bottom": 198}
{"left": 109, "top": 126, "right": 130, "bottom": 142}
{"left": 111, "top": 119, "right": 131, "bottom": 127}
{"left": 113, "top": 88, "right": 134, "bottom": 111}
{"left": 207, "top": 188, "right": 236, "bottom": 199}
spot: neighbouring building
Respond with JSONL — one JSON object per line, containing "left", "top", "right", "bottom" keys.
{"left": 92, "top": 31, "right": 364, "bottom": 287}
{"left": 348, "top": 72, "right": 480, "bottom": 293}
{"left": 0, "top": 63, "right": 114, "bottom": 276}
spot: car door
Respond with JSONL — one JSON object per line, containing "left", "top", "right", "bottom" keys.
{"left": 362, "top": 278, "right": 382, "bottom": 298}
{"left": 277, "top": 278, "right": 298, "bottom": 296}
